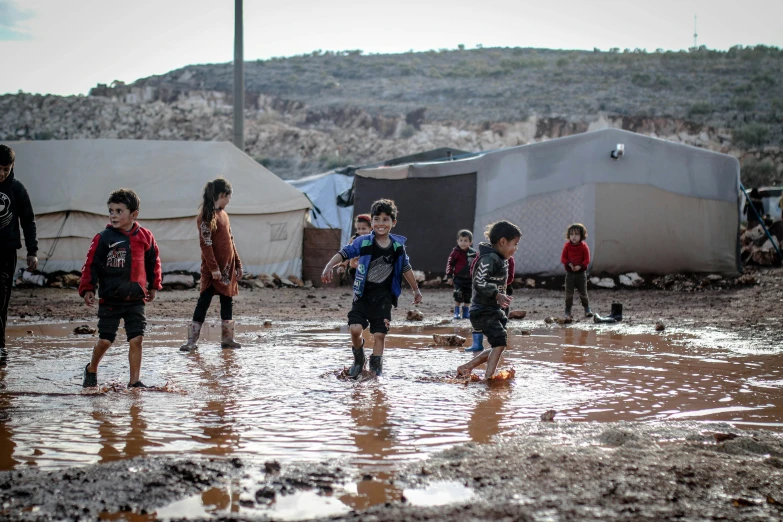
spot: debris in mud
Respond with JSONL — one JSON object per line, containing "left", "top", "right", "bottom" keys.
{"left": 432, "top": 334, "right": 466, "bottom": 346}
{"left": 713, "top": 433, "right": 740, "bottom": 443}
{"left": 407, "top": 309, "right": 424, "bottom": 321}
{"left": 554, "top": 317, "right": 573, "bottom": 325}
{"left": 508, "top": 310, "right": 527, "bottom": 319}
{"left": 540, "top": 410, "right": 557, "bottom": 422}
{"left": 263, "top": 320, "right": 272, "bottom": 327}
{"left": 544, "top": 317, "right": 554, "bottom": 324}
{"left": 489, "top": 369, "right": 515, "bottom": 382}
{"left": 73, "top": 324, "right": 96, "bottom": 335}
{"left": 333, "top": 367, "right": 376, "bottom": 381}
{"left": 655, "top": 321, "right": 666, "bottom": 331}
{"left": 264, "top": 460, "right": 281, "bottom": 473}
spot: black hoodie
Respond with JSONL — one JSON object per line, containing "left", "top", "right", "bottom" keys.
{"left": 0, "top": 168, "right": 38, "bottom": 256}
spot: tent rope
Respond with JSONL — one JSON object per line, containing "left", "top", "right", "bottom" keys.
{"left": 740, "top": 184, "right": 782, "bottom": 263}
{"left": 301, "top": 192, "right": 339, "bottom": 230}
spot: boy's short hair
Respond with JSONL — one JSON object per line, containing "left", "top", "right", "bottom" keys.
{"left": 458, "top": 229, "right": 473, "bottom": 242}
{"left": 370, "top": 199, "right": 397, "bottom": 220}
{"left": 566, "top": 223, "right": 587, "bottom": 240}
{"left": 484, "top": 220, "right": 522, "bottom": 245}
{"left": 0, "top": 144, "right": 15, "bottom": 166}
{"left": 355, "top": 214, "right": 371, "bottom": 226}
{"left": 107, "top": 188, "right": 140, "bottom": 213}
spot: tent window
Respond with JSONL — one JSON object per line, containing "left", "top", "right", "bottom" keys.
{"left": 270, "top": 223, "right": 288, "bottom": 242}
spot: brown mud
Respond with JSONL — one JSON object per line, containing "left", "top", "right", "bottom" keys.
{"left": 1, "top": 266, "right": 782, "bottom": 521}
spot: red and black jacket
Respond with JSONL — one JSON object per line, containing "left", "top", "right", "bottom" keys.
{"left": 446, "top": 246, "right": 476, "bottom": 282}
{"left": 79, "top": 223, "right": 162, "bottom": 303}
{"left": 561, "top": 241, "right": 591, "bottom": 272}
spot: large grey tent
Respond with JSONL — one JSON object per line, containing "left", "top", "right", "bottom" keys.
{"left": 9, "top": 140, "right": 311, "bottom": 275}
{"left": 355, "top": 129, "right": 741, "bottom": 276}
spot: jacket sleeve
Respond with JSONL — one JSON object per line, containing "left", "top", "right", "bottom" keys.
{"left": 198, "top": 219, "right": 220, "bottom": 273}
{"left": 338, "top": 235, "right": 362, "bottom": 260}
{"left": 445, "top": 250, "right": 457, "bottom": 277}
{"left": 145, "top": 234, "right": 163, "bottom": 290}
{"left": 473, "top": 254, "right": 499, "bottom": 301}
{"left": 581, "top": 242, "right": 591, "bottom": 270}
{"left": 560, "top": 243, "right": 569, "bottom": 266}
{"left": 79, "top": 233, "right": 105, "bottom": 297}
{"left": 15, "top": 182, "right": 38, "bottom": 257}
{"left": 401, "top": 244, "right": 412, "bottom": 273}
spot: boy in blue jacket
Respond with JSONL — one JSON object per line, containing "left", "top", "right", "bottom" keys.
{"left": 322, "top": 199, "right": 422, "bottom": 378}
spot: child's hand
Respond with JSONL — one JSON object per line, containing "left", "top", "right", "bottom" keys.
{"left": 573, "top": 265, "right": 582, "bottom": 271}
{"left": 568, "top": 263, "right": 574, "bottom": 271}
{"left": 445, "top": 278, "right": 453, "bottom": 285}
{"left": 211, "top": 269, "right": 221, "bottom": 280}
{"left": 412, "top": 289, "right": 423, "bottom": 305}
{"left": 236, "top": 267, "right": 243, "bottom": 279}
{"left": 495, "top": 293, "right": 512, "bottom": 308}
{"left": 83, "top": 291, "right": 95, "bottom": 307}
{"left": 335, "top": 265, "right": 345, "bottom": 275}
{"left": 147, "top": 289, "right": 157, "bottom": 302}
{"left": 321, "top": 266, "right": 334, "bottom": 283}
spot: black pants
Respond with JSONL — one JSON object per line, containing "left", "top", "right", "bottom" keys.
{"left": 0, "top": 250, "right": 17, "bottom": 349}
{"left": 192, "top": 285, "right": 233, "bottom": 323}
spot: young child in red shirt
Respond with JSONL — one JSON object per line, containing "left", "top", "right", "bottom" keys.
{"left": 560, "top": 223, "right": 592, "bottom": 320}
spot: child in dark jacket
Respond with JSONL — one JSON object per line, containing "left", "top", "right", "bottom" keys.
{"left": 561, "top": 223, "right": 592, "bottom": 319}
{"left": 445, "top": 229, "right": 476, "bottom": 320}
{"left": 457, "top": 220, "right": 521, "bottom": 381}
{"left": 79, "top": 189, "right": 162, "bottom": 388}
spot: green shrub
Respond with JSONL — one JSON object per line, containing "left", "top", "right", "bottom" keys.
{"left": 631, "top": 73, "right": 652, "bottom": 87}
{"left": 733, "top": 97, "right": 756, "bottom": 111}
{"left": 741, "top": 158, "right": 778, "bottom": 186}
{"left": 688, "top": 102, "right": 712, "bottom": 116}
{"left": 556, "top": 58, "right": 568, "bottom": 67}
{"left": 732, "top": 124, "right": 770, "bottom": 148}
{"left": 400, "top": 124, "right": 416, "bottom": 138}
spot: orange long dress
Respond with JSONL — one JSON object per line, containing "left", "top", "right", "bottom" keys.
{"left": 198, "top": 210, "right": 242, "bottom": 296}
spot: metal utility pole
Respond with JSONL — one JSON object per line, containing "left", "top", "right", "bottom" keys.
{"left": 233, "top": 0, "right": 245, "bottom": 150}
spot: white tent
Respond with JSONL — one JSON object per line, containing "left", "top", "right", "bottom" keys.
{"left": 288, "top": 170, "right": 355, "bottom": 246}
{"left": 354, "top": 129, "right": 741, "bottom": 276}
{"left": 9, "top": 140, "right": 311, "bottom": 275}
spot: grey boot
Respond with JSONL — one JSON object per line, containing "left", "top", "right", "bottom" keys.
{"left": 179, "top": 321, "right": 203, "bottom": 352}
{"left": 221, "top": 320, "right": 241, "bottom": 349}
{"left": 349, "top": 339, "right": 365, "bottom": 378}
{"left": 369, "top": 355, "right": 383, "bottom": 376}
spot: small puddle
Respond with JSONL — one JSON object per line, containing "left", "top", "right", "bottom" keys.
{"left": 2, "top": 320, "right": 782, "bottom": 514}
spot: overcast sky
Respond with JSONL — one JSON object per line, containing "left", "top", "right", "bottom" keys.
{"left": 2, "top": 0, "right": 782, "bottom": 96}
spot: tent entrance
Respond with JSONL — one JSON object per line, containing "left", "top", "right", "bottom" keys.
{"left": 354, "top": 173, "right": 477, "bottom": 274}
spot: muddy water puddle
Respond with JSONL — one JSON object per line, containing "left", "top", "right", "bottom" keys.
{"left": 1, "top": 320, "right": 782, "bottom": 515}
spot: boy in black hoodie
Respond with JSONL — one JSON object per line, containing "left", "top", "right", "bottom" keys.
{"left": 0, "top": 145, "right": 38, "bottom": 366}
{"left": 456, "top": 220, "right": 521, "bottom": 381}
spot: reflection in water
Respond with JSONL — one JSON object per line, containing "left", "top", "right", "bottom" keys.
{"left": 92, "top": 407, "right": 122, "bottom": 463}
{"left": 0, "top": 369, "right": 17, "bottom": 469}
{"left": 190, "top": 349, "right": 240, "bottom": 457}
{"left": 341, "top": 387, "right": 403, "bottom": 510}
{"left": 468, "top": 388, "right": 510, "bottom": 444}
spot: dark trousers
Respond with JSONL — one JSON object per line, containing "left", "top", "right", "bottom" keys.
{"left": 565, "top": 271, "right": 589, "bottom": 312}
{"left": 192, "top": 285, "right": 233, "bottom": 323}
{"left": 0, "top": 250, "right": 17, "bottom": 349}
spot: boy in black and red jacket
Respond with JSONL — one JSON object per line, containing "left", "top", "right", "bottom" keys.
{"left": 78, "top": 188, "right": 162, "bottom": 388}
{"left": 445, "top": 229, "right": 476, "bottom": 320}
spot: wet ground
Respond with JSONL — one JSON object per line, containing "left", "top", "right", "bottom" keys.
{"left": 2, "top": 273, "right": 783, "bottom": 520}
{"left": 1, "top": 317, "right": 782, "bottom": 520}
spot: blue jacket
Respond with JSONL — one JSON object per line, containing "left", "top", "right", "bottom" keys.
{"left": 339, "top": 232, "right": 411, "bottom": 306}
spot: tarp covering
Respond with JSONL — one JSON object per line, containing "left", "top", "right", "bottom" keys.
{"left": 9, "top": 140, "right": 310, "bottom": 275}
{"left": 288, "top": 170, "right": 355, "bottom": 246}
{"left": 356, "top": 129, "right": 741, "bottom": 276}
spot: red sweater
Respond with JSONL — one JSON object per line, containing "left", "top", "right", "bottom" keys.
{"left": 561, "top": 241, "right": 590, "bottom": 272}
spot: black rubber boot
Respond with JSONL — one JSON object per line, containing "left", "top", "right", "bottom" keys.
{"left": 82, "top": 364, "right": 97, "bottom": 388}
{"left": 610, "top": 302, "right": 623, "bottom": 321}
{"left": 349, "top": 339, "right": 365, "bottom": 378}
{"left": 369, "top": 355, "right": 383, "bottom": 376}
{"left": 0, "top": 347, "right": 6, "bottom": 367}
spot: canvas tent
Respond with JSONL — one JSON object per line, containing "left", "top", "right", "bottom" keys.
{"left": 354, "top": 129, "right": 741, "bottom": 276}
{"left": 8, "top": 140, "right": 311, "bottom": 276}
{"left": 288, "top": 170, "right": 355, "bottom": 246}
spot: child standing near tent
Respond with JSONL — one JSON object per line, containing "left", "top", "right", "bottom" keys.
{"left": 457, "top": 221, "right": 521, "bottom": 380}
{"left": 180, "top": 178, "right": 243, "bottom": 352}
{"left": 321, "top": 199, "right": 422, "bottom": 378}
{"left": 445, "top": 229, "right": 476, "bottom": 320}
{"left": 79, "top": 188, "right": 162, "bottom": 388}
{"left": 561, "top": 223, "right": 592, "bottom": 320}
{"left": 336, "top": 213, "right": 372, "bottom": 282}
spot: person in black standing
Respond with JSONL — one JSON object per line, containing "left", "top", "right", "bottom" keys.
{"left": 0, "top": 144, "right": 38, "bottom": 367}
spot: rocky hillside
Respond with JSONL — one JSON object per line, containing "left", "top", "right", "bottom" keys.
{"left": 2, "top": 46, "right": 782, "bottom": 183}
